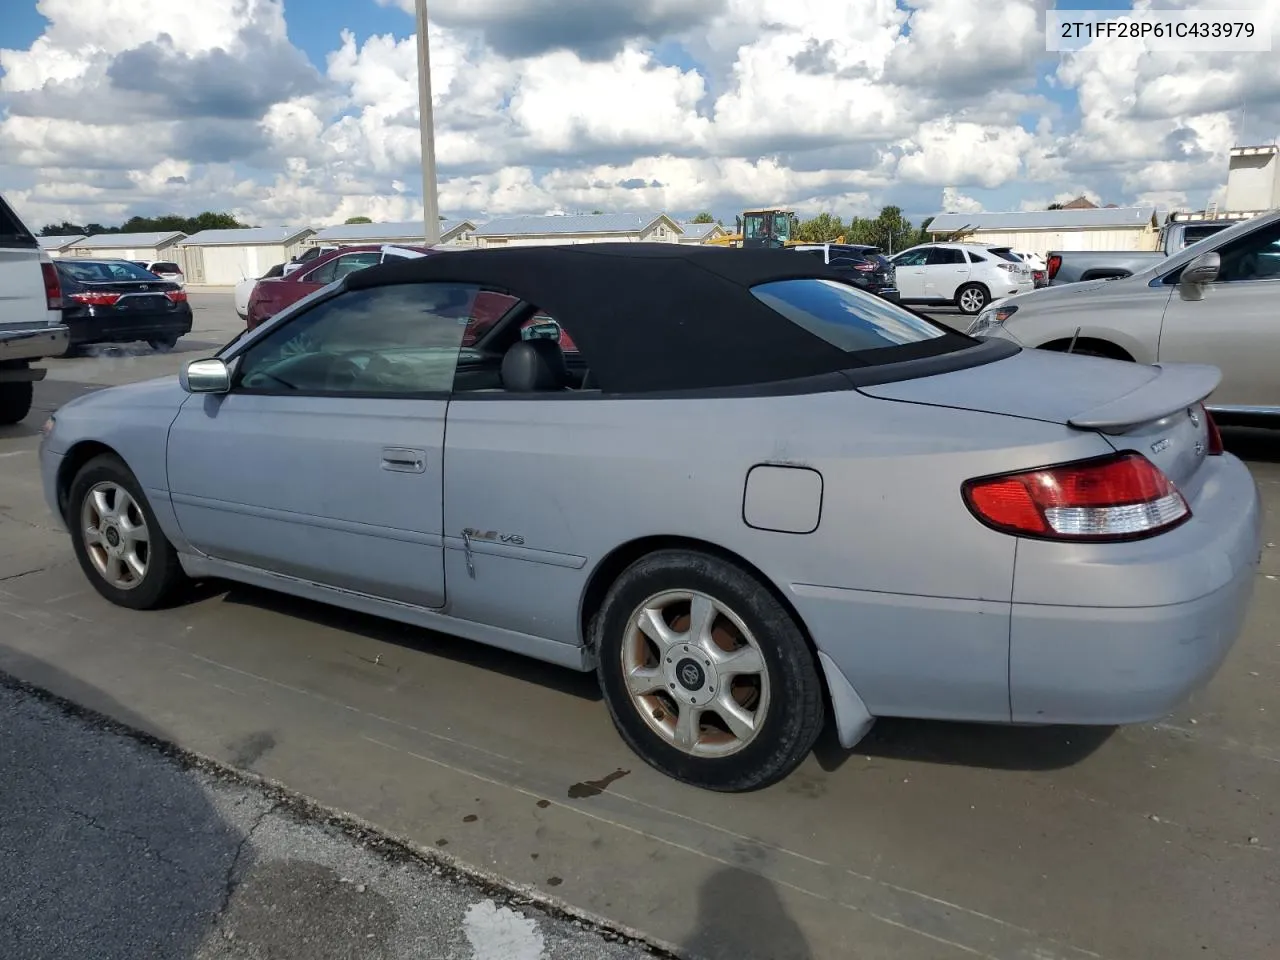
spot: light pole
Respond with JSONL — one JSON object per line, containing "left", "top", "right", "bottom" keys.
{"left": 414, "top": 0, "right": 441, "bottom": 245}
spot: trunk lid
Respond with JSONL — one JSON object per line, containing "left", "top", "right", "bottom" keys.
{"left": 860, "top": 347, "right": 1221, "bottom": 488}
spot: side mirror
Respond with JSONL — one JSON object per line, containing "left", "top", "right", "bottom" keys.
{"left": 522, "top": 318, "right": 562, "bottom": 343}
{"left": 181, "top": 358, "right": 231, "bottom": 394}
{"left": 1180, "top": 251, "right": 1220, "bottom": 288}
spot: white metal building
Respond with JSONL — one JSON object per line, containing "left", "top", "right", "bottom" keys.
{"left": 677, "top": 221, "right": 731, "bottom": 244}
{"left": 179, "top": 227, "right": 315, "bottom": 285}
{"left": 1225, "top": 144, "right": 1280, "bottom": 213}
{"left": 66, "top": 231, "right": 187, "bottom": 262}
{"left": 473, "top": 212, "right": 684, "bottom": 248}
{"left": 38, "top": 235, "right": 86, "bottom": 254}
{"left": 926, "top": 207, "right": 1159, "bottom": 256}
{"left": 309, "top": 219, "right": 477, "bottom": 248}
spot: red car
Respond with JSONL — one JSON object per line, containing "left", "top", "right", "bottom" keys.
{"left": 245, "top": 243, "right": 578, "bottom": 350}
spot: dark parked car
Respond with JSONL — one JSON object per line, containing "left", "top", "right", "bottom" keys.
{"left": 54, "top": 259, "right": 192, "bottom": 354}
{"left": 791, "top": 243, "right": 899, "bottom": 300}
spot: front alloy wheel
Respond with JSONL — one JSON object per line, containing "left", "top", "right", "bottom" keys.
{"left": 81, "top": 481, "right": 150, "bottom": 590}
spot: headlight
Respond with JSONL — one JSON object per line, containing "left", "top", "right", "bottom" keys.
{"left": 967, "top": 303, "right": 1019, "bottom": 337}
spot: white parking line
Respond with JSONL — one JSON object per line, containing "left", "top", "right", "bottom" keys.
{"left": 464, "top": 899, "right": 547, "bottom": 959}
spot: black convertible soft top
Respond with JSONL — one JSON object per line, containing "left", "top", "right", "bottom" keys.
{"left": 346, "top": 243, "right": 971, "bottom": 394}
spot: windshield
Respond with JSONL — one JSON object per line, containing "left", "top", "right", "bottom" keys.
{"left": 988, "top": 248, "right": 1022, "bottom": 263}
{"left": 752, "top": 278, "right": 951, "bottom": 353}
{"left": 57, "top": 260, "right": 160, "bottom": 282}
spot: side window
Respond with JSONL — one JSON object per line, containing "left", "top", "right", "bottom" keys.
{"left": 235, "top": 283, "right": 480, "bottom": 396}
{"left": 894, "top": 249, "right": 930, "bottom": 266}
{"left": 967, "top": 251, "right": 987, "bottom": 263}
{"left": 307, "top": 252, "right": 380, "bottom": 285}
{"left": 926, "top": 248, "right": 965, "bottom": 265}
{"left": 1215, "top": 221, "right": 1280, "bottom": 283}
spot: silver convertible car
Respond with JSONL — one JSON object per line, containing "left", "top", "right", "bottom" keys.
{"left": 38, "top": 244, "right": 1262, "bottom": 792}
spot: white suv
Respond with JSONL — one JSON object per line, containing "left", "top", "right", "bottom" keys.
{"left": 0, "top": 192, "right": 69, "bottom": 424}
{"left": 889, "top": 242, "right": 1035, "bottom": 315}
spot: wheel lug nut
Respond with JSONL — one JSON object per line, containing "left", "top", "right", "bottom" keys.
{"left": 669, "top": 683, "right": 675, "bottom": 689}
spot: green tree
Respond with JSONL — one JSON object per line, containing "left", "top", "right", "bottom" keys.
{"left": 40, "top": 221, "right": 87, "bottom": 236}
{"left": 795, "top": 212, "right": 846, "bottom": 242}
{"left": 345, "top": 216, "right": 373, "bottom": 224}
{"left": 691, "top": 211, "right": 716, "bottom": 224}
{"left": 1047, "top": 202, "right": 1064, "bottom": 210}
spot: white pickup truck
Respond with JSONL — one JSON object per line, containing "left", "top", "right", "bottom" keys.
{"left": 0, "top": 193, "right": 70, "bottom": 424}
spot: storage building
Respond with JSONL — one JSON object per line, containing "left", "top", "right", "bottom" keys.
{"left": 678, "top": 221, "right": 731, "bottom": 244}
{"left": 67, "top": 231, "right": 187, "bottom": 262}
{"left": 473, "top": 212, "right": 684, "bottom": 248}
{"left": 926, "top": 207, "right": 1158, "bottom": 256}
{"left": 310, "top": 219, "right": 477, "bottom": 248}
{"left": 180, "top": 227, "right": 315, "bottom": 285}
{"left": 38, "top": 235, "right": 86, "bottom": 254}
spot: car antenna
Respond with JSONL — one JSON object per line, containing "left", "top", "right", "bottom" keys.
{"left": 1066, "top": 326, "right": 1081, "bottom": 354}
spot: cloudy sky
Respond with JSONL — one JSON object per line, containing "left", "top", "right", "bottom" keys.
{"left": 0, "top": 0, "right": 1277, "bottom": 231}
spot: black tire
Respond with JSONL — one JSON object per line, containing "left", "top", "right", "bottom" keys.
{"left": 0, "top": 380, "right": 33, "bottom": 426}
{"left": 67, "top": 454, "right": 187, "bottom": 610}
{"left": 593, "top": 549, "right": 824, "bottom": 792}
{"left": 955, "top": 282, "right": 989, "bottom": 316}
{"left": 148, "top": 336, "right": 178, "bottom": 351}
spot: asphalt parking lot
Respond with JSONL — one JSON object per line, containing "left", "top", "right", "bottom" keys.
{"left": 1, "top": 290, "right": 1277, "bottom": 960}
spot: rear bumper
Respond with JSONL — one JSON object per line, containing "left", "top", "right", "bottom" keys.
{"left": 0, "top": 325, "right": 69, "bottom": 363}
{"left": 66, "top": 309, "right": 192, "bottom": 347}
{"left": 1009, "top": 453, "right": 1262, "bottom": 724}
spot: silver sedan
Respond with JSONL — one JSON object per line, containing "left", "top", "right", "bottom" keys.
{"left": 38, "top": 244, "right": 1262, "bottom": 792}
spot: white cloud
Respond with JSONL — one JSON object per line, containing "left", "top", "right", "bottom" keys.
{"left": 941, "top": 187, "right": 983, "bottom": 213}
{"left": 2, "top": 0, "right": 1276, "bottom": 230}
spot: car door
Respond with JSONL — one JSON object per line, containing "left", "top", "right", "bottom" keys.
{"left": 165, "top": 281, "right": 480, "bottom": 608}
{"left": 1156, "top": 218, "right": 1280, "bottom": 412}
{"left": 923, "top": 247, "right": 970, "bottom": 300}
{"left": 891, "top": 249, "right": 930, "bottom": 299}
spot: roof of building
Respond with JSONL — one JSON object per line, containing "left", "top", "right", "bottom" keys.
{"left": 927, "top": 206, "right": 1158, "bottom": 232}
{"left": 473, "top": 212, "right": 680, "bottom": 238}
{"left": 348, "top": 243, "right": 969, "bottom": 394}
{"left": 311, "top": 219, "right": 475, "bottom": 243}
{"left": 76, "top": 231, "right": 187, "bottom": 248}
{"left": 679, "top": 221, "right": 724, "bottom": 240}
{"left": 1060, "top": 196, "right": 1098, "bottom": 210}
{"left": 38, "top": 235, "right": 85, "bottom": 249}
{"left": 183, "top": 227, "right": 314, "bottom": 246}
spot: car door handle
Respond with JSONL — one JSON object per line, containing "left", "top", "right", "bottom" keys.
{"left": 381, "top": 447, "right": 426, "bottom": 473}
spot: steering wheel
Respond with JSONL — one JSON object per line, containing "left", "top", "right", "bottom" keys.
{"left": 325, "top": 351, "right": 396, "bottom": 391}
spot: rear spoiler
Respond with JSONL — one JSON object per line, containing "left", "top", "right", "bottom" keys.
{"left": 1068, "top": 363, "right": 1221, "bottom": 432}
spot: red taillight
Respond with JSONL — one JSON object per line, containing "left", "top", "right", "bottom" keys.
{"left": 1046, "top": 255, "right": 1062, "bottom": 280}
{"left": 68, "top": 291, "right": 122, "bottom": 306}
{"left": 165, "top": 290, "right": 188, "bottom": 303}
{"left": 963, "top": 452, "right": 1190, "bottom": 541}
{"left": 41, "top": 262, "right": 63, "bottom": 310}
{"left": 1204, "top": 408, "right": 1223, "bottom": 455}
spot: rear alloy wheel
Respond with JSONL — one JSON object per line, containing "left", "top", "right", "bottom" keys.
{"left": 0, "top": 380, "right": 33, "bottom": 426}
{"left": 594, "top": 550, "right": 824, "bottom": 792}
{"left": 955, "top": 283, "right": 989, "bottom": 315}
{"left": 68, "top": 454, "right": 187, "bottom": 610}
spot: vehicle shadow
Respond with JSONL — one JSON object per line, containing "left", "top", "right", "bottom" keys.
{"left": 208, "top": 581, "right": 603, "bottom": 702}
{"left": 1221, "top": 425, "right": 1280, "bottom": 464}
{"left": 0, "top": 647, "right": 246, "bottom": 960}
{"left": 680, "top": 867, "right": 813, "bottom": 960}
{"left": 831, "top": 717, "right": 1115, "bottom": 772}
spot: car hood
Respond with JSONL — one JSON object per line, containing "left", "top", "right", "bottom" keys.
{"left": 995, "top": 276, "right": 1131, "bottom": 310}
{"left": 859, "top": 346, "right": 1218, "bottom": 429}
{"left": 57, "top": 374, "right": 187, "bottom": 416}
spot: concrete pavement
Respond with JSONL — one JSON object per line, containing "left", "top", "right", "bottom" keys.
{"left": 1, "top": 292, "right": 1277, "bottom": 959}
{"left": 0, "top": 674, "right": 660, "bottom": 960}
